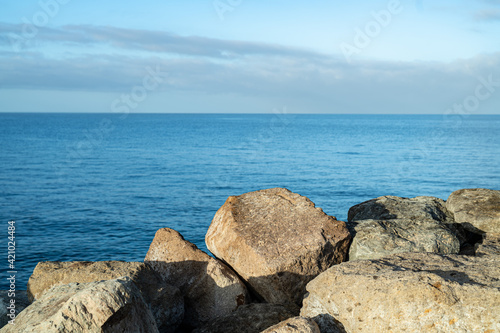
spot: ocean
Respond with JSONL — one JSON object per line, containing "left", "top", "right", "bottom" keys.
{"left": 1, "top": 113, "right": 499, "bottom": 290}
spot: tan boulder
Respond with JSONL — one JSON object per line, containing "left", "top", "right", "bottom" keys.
{"left": 27, "top": 261, "right": 183, "bottom": 333}
{"left": 260, "top": 316, "right": 320, "bottom": 333}
{"left": 193, "top": 303, "right": 293, "bottom": 333}
{"left": 145, "top": 228, "right": 249, "bottom": 328}
{"left": 1, "top": 277, "right": 159, "bottom": 333}
{"left": 446, "top": 188, "right": 500, "bottom": 234}
{"left": 206, "top": 188, "right": 351, "bottom": 311}
{"left": 301, "top": 252, "right": 500, "bottom": 333}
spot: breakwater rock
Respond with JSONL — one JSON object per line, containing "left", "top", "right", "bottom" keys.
{"left": 1, "top": 187, "right": 499, "bottom": 333}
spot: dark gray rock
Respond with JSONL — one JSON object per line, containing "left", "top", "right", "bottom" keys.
{"left": 0, "top": 291, "right": 29, "bottom": 329}
{"left": 348, "top": 218, "right": 460, "bottom": 260}
{"left": 193, "top": 303, "right": 293, "bottom": 333}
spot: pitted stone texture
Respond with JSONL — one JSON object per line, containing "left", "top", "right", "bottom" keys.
{"left": 446, "top": 188, "right": 500, "bottom": 234}
{"left": 27, "top": 261, "right": 183, "bottom": 333}
{"left": 1, "top": 277, "right": 159, "bottom": 333}
{"left": 145, "top": 228, "right": 248, "bottom": 328}
{"left": 205, "top": 188, "right": 351, "bottom": 311}
{"left": 301, "top": 252, "right": 500, "bottom": 333}
{"left": 348, "top": 218, "right": 459, "bottom": 260}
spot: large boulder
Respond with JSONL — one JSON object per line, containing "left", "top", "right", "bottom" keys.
{"left": 0, "top": 291, "right": 29, "bottom": 329}
{"left": 27, "top": 261, "right": 183, "bottom": 333}
{"left": 193, "top": 303, "right": 293, "bottom": 333}
{"left": 446, "top": 188, "right": 500, "bottom": 234}
{"left": 205, "top": 188, "right": 351, "bottom": 312}
{"left": 1, "top": 277, "right": 159, "bottom": 333}
{"left": 145, "top": 228, "right": 249, "bottom": 328}
{"left": 260, "top": 316, "right": 320, "bottom": 333}
{"left": 348, "top": 218, "right": 460, "bottom": 260}
{"left": 348, "top": 195, "right": 467, "bottom": 251}
{"left": 301, "top": 252, "right": 500, "bottom": 333}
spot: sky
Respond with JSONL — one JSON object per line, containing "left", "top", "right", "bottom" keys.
{"left": 0, "top": 0, "right": 499, "bottom": 114}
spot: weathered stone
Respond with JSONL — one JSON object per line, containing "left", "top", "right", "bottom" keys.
{"left": 348, "top": 195, "right": 454, "bottom": 222}
{"left": 475, "top": 233, "right": 500, "bottom": 256}
{"left": 1, "top": 277, "right": 159, "bottom": 333}
{"left": 145, "top": 228, "right": 249, "bottom": 328}
{"left": 348, "top": 218, "right": 460, "bottom": 260}
{"left": 301, "top": 252, "right": 500, "bottom": 333}
{"left": 193, "top": 303, "right": 293, "bottom": 333}
{"left": 446, "top": 188, "right": 500, "bottom": 234}
{"left": 205, "top": 188, "right": 351, "bottom": 311}
{"left": 347, "top": 195, "right": 470, "bottom": 250}
{"left": 260, "top": 316, "right": 320, "bottom": 333}
{"left": 0, "top": 291, "right": 29, "bottom": 329}
{"left": 27, "top": 261, "right": 183, "bottom": 333}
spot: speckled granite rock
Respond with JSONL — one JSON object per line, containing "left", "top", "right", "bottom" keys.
{"left": 301, "top": 252, "right": 500, "bottom": 333}
{"left": 206, "top": 188, "right": 351, "bottom": 312}
{"left": 348, "top": 218, "right": 459, "bottom": 260}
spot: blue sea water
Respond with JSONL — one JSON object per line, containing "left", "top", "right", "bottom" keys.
{"left": 1, "top": 113, "right": 499, "bottom": 290}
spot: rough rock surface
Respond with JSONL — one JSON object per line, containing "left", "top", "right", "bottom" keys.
{"left": 193, "top": 303, "right": 293, "bottom": 333}
{"left": 475, "top": 233, "right": 500, "bottom": 256}
{"left": 145, "top": 228, "right": 249, "bottom": 328}
{"left": 347, "top": 195, "right": 469, "bottom": 250}
{"left": 205, "top": 188, "right": 351, "bottom": 311}
{"left": 446, "top": 188, "right": 500, "bottom": 234}
{"left": 0, "top": 291, "right": 29, "bottom": 329}
{"left": 348, "top": 218, "right": 460, "bottom": 260}
{"left": 301, "top": 252, "right": 500, "bottom": 333}
{"left": 1, "top": 277, "right": 159, "bottom": 333}
{"left": 260, "top": 316, "right": 320, "bottom": 333}
{"left": 27, "top": 261, "right": 183, "bottom": 332}
{"left": 348, "top": 195, "right": 454, "bottom": 223}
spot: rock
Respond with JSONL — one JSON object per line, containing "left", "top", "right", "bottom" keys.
{"left": 193, "top": 303, "right": 293, "bottom": 333}
{"left": 145, "top": 228, "right": 249, "bottom": 328}
{"left": 0, "top": 291, "right": 29, "bottom": 329}
{"left": 1, "top": 277, "right": 159, "bottom": 333}
{"left": 347, "top": 195, "right": 468, "bottom": 251}
{"left": 446, "top": 188, "right": 500, "bottom": 234}
{"left": 205, "top": 188, "right": 351, "bottom": 311}
{"left": 260, "top": 316, "right": 320, "bottom": 333}
{"left": 475, "top": 233, "right": 500, "bottom": 256}
{"left": 301, "top": 252, "right": 500, "bottom": 333}
{"left": 27, "top": 261, "right": 183, "bottom": 333}
{"left": 348, "top": 218, "right": 460, "bottom": 260}
{"left": 348, "top": 195, "right": 454, "bottom": 222}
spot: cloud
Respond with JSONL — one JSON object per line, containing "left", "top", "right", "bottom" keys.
{"left": 0, "top": 23, "right": 328, "bottom": 60}
{"left": 474, "top": 9, "right": 500, "bottom": 21}
{"left": 0, "top": 23, "right": 499, "bottom": 114}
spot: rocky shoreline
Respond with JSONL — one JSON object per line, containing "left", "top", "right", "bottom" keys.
{"left": 1, "top": 188, "right": 499, "bottom": 332}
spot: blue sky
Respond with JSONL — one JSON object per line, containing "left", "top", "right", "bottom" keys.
{"left": 0, "top": 0, "right": 499, "bottom": 113}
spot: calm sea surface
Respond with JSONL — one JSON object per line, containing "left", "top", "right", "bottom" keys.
{"left": 1, "top": 113, "right": 499, "bottom": 289}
